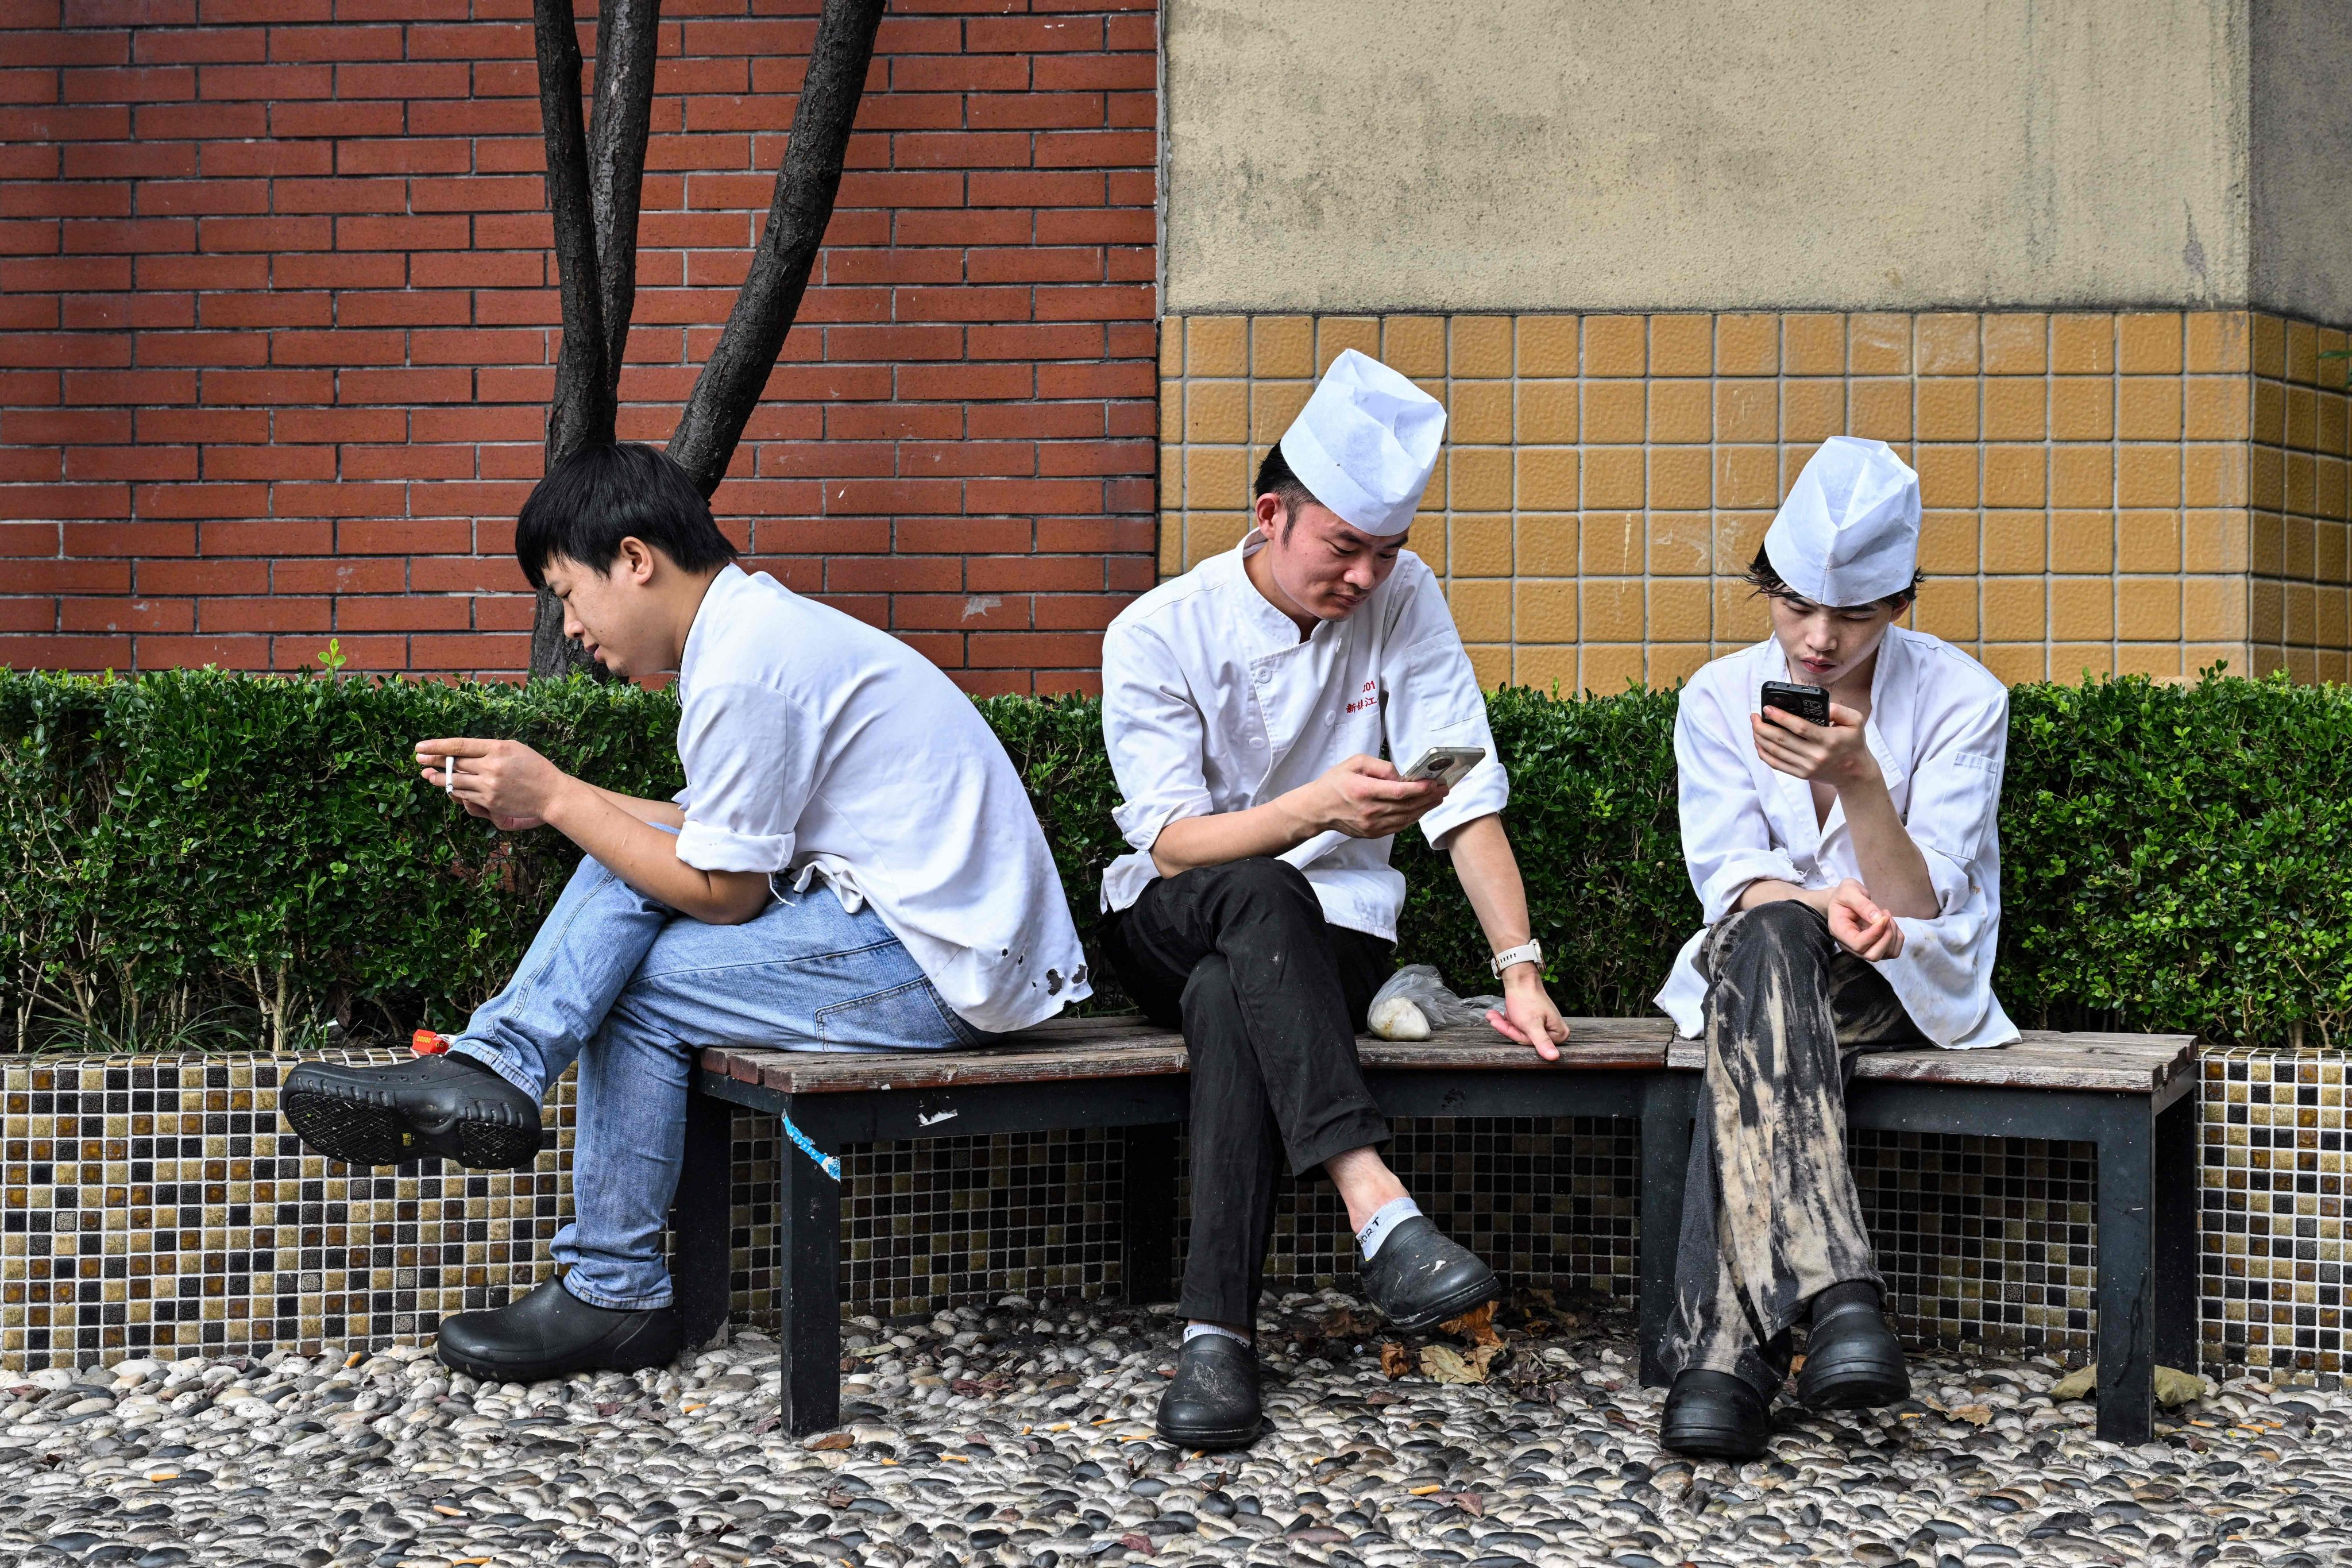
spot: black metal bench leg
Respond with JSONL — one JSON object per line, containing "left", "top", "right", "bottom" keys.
{"left": 1637, "top": 1070, "right": 1697, "bottom": 1388}
{"left": 777, "top": 1098, "right": 843, "bottom": 1436}
{"left": 673, "top": 1085, "right": 733, "bottom": 1351}
{"left": 2152, "top": 1088, "right": 2199, "bottom": 1377}
{"left": 2093, "top": 1096, "right": 2157, "bottom": 1444}
{"left": 1119, "top": 1123, "right": 1178, "bottom": 1305}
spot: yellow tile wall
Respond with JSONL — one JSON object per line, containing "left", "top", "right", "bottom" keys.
{"left": 1158, "top": 311, "right": 2352, "bottom": 689}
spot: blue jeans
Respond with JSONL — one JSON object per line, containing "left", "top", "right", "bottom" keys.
{"left": 450, "top": 844, "right": 983, "bottom": 1310}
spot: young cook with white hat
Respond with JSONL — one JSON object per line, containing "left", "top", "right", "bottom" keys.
{"left": 1652, "top": 434, "right": 2021, "bottom": 1461}
{"left": 1099, "top": 349, "right": 1571, "bottom": 1450}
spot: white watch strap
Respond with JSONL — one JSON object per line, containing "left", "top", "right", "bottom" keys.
{"left": 1490, "top": 939, "right": 1542, "bottom": 976}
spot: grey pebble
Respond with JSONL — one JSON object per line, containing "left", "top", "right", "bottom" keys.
{"left": 0, "top": 1297, "right": 2336, "bottom": 1568}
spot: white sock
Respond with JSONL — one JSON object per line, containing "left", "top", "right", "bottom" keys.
{"left": 1355, "top": 1195, "right": 1422, "bottom": 1260}
{"left": 1183, "top": 1322, "right": 1250, "bottom": 1347}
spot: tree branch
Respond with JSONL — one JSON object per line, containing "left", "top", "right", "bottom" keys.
{"left": 533, "top": 0, "right": 612, "bottom": 468}
{"left": 665, "top": 0, "right": 886, "bottom": 496}
{"left": 531, "top": 0, "right": 620, "bottom": 679}
{"left": 588, "top": 0, "right": 661, "bottom": 395}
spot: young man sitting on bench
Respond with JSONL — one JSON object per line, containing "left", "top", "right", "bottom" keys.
{"left": 1652, "top": 435, "right": 2019, "bottom": 1460}
{"left": 281, "top": 442, "right": 1090, "bottom": 1384}
{"left": 1099, "top": 350, "right": 1571, "bottom": 1450}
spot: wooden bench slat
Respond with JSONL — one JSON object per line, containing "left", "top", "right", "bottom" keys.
{"left": 698, "top": 1016, "right": 2196, "bottom": 1098}
{"left": 705, "top": 1020, "right": 1666, "bottom": 1094}
{"left": 1665, "top": 1032, "right": 2194, "bottom": 1092}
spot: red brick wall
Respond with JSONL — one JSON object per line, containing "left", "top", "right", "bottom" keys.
{"left": 0, "top": 0, "right": 1157, "bottom": 692}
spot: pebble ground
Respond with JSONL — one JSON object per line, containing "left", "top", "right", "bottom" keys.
{"left": 2, "top": 1290, "right": 2343, "bottom": 1568}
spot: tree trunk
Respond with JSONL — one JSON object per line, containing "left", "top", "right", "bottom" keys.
{"left": 532, "top": 0, "right": 612, "bottom": 470}
{"left": 527, "top": 0, "right": 886, "bottom": 676}
{"left": 528, "top": 0, "right": 655, "bottom": 678}
{"left": 588, "top": 0, "right": 662, "bottom": 384}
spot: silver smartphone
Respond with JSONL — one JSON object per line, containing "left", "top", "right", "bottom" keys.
{"left": 1400, "top": 744, "right": 1486, "bottom": 786}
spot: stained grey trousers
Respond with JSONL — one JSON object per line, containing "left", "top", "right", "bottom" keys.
{"left": 1658, "top": 898, "right": 1918, "bottom": 1399}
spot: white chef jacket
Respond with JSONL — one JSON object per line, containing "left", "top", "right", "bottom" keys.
{"left": 670, "top": 564, "right": 1091, "bottom": 1033}
{"left": 1100, "top": 530, "right": 1508, "bottom": 940}
{"left": 1654, "top": 627, "right": 2019, "bottom": 1050}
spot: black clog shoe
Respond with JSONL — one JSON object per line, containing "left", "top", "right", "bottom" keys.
{"left": 1155, "top": 1334, "right": 1262, "bottom": 1450}
{"left": 1797, "top": 1295, "right": 1911, "bottom": 1409}
{"left": 1356, "top": 1215, "right": 1501, "bottom": 1332}
{"left": 436, "top": 1276, "right": 681, "bottom": 1382}
{"left": 1660, "top": 1369, "right": 1771, "bottom": 1460}
{"left": 281, "top": 1050, "right": 543, "bottom": 1170}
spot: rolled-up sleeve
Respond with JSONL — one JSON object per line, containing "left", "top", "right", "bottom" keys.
{"left": 1676, "top": 681, "right": 1802, "bottom": 921}
{"left": 1900, "top": 683, "right": 2008, "bottom": 918}
{"left": 1381, "top": 570, "right": 1508, "bottom": 846}
{"left": 673, "top": 681, "right": 814, "bottom": 873}
{"left": 1102, "top": 620, "right": 1213, "bottom": 853}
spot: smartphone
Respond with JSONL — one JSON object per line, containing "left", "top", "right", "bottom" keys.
{"left": 1400, "top": 744, "right": 1486, "bottom": 786}
{"left": 1760, "top": 680, "right": 1831, "bottom": 727}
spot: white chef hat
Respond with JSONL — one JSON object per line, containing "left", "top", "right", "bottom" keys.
{"left": 1276, "top": 349, "right": 1446, "bottom": 536}
{"left": 1762, "top": 435, "right": 1922, "bottom": 605}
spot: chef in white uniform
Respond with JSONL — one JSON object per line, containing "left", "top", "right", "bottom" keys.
{"left": 1100, "top": 349, "right": 1570, "bottom": 1450}
{"left": 1650, "top": 435, "right": 2020, "bottom": 1462}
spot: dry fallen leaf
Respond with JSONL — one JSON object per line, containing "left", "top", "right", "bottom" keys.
{"left": 1434, "top": 1489, "right": 1485, "bottom": 1517}
{"left": 2157, "top": 1366, "right": 2213, "bottom": 1406}
{"left": 1420, "top": 1343, "right": 1504, "bottom": 1384}
{"left": 804, "top": 1431, "right": 853, "bottom": 1451}
{"left": 1511, "top": 1284, "right": 1581, "bottom": 1334}
{"left": 1379, "top": 1342, "right": 1412, "bottom": 1379}
{"left": 2048, "top": 1363, "right": 2209, "bottom": 1406}
{"left": 1442, "top": 1299, "right": 1503, "bottom": 1349}
{"left": 1320, "top": 1306, "right": 1380, "bottom": 1338}
{"left": 1949, "top": 1404, "right": 1993, "bottom": 1426}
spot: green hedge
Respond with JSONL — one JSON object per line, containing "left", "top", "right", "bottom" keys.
{"left": 4, "top": 667, "right": 2349, "bottom": 1053}
{"left": 1, "top": 669, "right": 682, "bottom": 1053}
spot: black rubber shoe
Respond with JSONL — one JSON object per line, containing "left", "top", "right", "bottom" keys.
{"left": 1797, "top": 1295, "right": 1910, "bottom": 1409}
{"left": 1155, "top": 1334, "right": 1261, "bottom": 1450}
{"left": 437, "top": 1276, "right": 681, "bottom": 1382}
{"left": 281, "top": 1052, "right": 544, "bottom": 1171}
{"left": 1357, "top": 1215, "right": 1501, "bottom": 1333}
{"left": 1660, "top": 1369, "right": 1771, "bottom": 1460}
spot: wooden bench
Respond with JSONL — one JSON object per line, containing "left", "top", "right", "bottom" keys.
{"left": 671, "top": 1017, "right": 2197, "bottom": 1446}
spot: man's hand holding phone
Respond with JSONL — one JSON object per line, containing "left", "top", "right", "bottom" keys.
{"left": 1311, "top": 754, "right": 1451, "bottom": 839}
{"left": 1825, "top": 877, "right": 1905, "bottom": 960}
{"left": 1752, "top": 698, "right": 1880, "bottom": 790}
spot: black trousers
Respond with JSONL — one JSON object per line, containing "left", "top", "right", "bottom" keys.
{"left": 1658, "top": 898, "right": 1918, "bottom": 1399}
{"left": 1102, "top": 857, "right": 1394, "bottom": 1328}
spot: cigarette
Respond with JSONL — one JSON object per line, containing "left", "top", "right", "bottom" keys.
{"left": 443, "top": 755, "right": 455, "bottom": 795}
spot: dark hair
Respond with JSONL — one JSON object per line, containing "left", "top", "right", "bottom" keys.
{"left": 514, "top": 442, "right": 737, "bottom": 589}
{"left": 1745, "top": 543, "right": 1922, "bottom": 612}
{"left": 1252, "top": 441, "right": 1322, "bottom": 526}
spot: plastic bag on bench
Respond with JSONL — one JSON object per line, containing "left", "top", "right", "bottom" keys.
{"left": 1367, "top": 964, "right": 1504, "bottom": 1041}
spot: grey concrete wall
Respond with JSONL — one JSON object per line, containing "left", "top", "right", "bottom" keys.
{"left": 2250, "top": 0, "right": 2352, "bottom": 325}
{"left": 1165, "top": 0, "right": 2280, "bottom": 315}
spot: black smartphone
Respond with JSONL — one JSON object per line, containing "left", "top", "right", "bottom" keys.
{"left": 1760, "top": 680, "right": 1831, "bottom": 727}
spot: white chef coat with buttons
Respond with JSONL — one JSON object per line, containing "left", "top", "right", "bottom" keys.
{"left": 670, "top": 563, "right": 1092, "bottom": 1033}
{"left": 1100, "top": 530, "right": 1508, "bottom": 940}
{"left": 1654, "top": 627, "right": 2019, "bottom": 1049}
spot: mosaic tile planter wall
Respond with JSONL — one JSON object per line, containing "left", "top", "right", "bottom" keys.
{"left": 0, "top": 1051, "right": 579, "bottom": 1368}
{"left": 3, "top": 1045, "right": 2334, "bottom": 1378}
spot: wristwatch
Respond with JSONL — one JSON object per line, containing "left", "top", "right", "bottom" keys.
{"left": 1490, "top": 939, "right": 1542, "bottom": 977}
